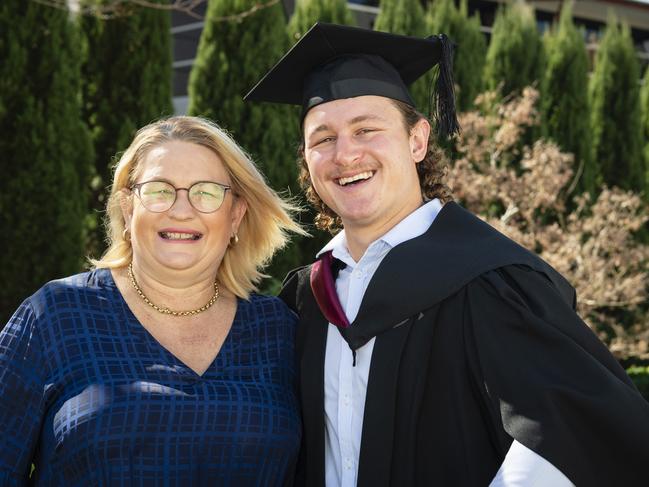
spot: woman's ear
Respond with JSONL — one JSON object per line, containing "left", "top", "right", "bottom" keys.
{"left": 230, "top": 196, "right": 247, "bottom": 236}
{"left": 120, "top": 189, "right": 134, "bottom": 231}
{"left": 410, "top": 117, "right": 431, "bottom": 164}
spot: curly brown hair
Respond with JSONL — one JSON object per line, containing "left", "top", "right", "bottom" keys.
{"left": 297, "top": 99, "right": 453, "bottom": 233}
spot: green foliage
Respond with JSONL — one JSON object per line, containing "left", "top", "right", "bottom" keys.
{"left": 589, "top": 17, "right": 644, "bottom": 192}
{"left": 374, "top": 0, "right": 429, "bottom": 110}
{"left": 427, "top": 0, "right": 486, "bottom": 111}
{"left": 188, "top": 0, "right": 305, "bottom": 284}
{"left": 80, "top": 0, "right": 173, "bottom": 256}
{"left": 286, "top": 0, "right": 356, "bottom": 270}
{"left": 484, "top": 0, "right": 543, "bottom": 97}
{"left": 627, "top": 366, "right": 649, "bottom": 402}
{"left": 541, "top": 1, "right": 593, "bottom": 194}
{"left": 640, "top": 67, "right": 649, "bottom": 197}
{"left": 0, "top": 1, "right": 93, "bottom": 323}
{"left": 288, "top": 0, "right": 355, "bottom": 43}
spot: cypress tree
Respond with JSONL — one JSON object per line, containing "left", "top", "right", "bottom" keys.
{"left": 427, "top": 0, "right": 486, "bottom": 111}
{"left": 188, "top": 0, "right": 302, "bottom": 287}
{"left": 288, "top": 0, "right": 355, "bottom": 42}
{"left": 589, "top": 16, "right": 644, "bottom": 192}
{"left": 640, "top": 67, "right": 649, "bottom": 196}
{"left": 80, "top": 0, "right": 173, "bottom": 254}
{"left": 188, "top": 0, "right": 297, "bottom": 193}
{"left": 374, "top": 0, "right": 429, "bottom": 110}
{"left": 484, "top": 0, "right": 543, "bottom": 97}
{"left": 541, "top": 1, "right": 593, "bottom": 194}
{"left": 0, "top": 1, "right": 93, "bottom": 323}
{"left": 286, "top": 0, "right": 356, "bottom": 267}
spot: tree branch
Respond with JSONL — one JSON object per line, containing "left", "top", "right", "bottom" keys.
{"left": 31, "top": 0, "right": 280, "bottom": 20}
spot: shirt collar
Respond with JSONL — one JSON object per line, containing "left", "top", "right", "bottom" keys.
{"left": 316, "top": 198, "right": 443, "bottom": 263}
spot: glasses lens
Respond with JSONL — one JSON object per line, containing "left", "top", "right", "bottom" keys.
{"left": 138, "top": 181, "right": 176, "bottom": 212}
{"left": 189, "top": 182, "right": 227, "bottom": 213}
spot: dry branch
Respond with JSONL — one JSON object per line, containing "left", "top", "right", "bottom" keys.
{"left": 31, "top": 0, "right": 279, "bottom": 20}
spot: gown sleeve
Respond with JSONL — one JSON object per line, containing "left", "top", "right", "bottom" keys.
{"left": 0, "top": 299, "right": 48, "bottom": 485}
{"left": 464, "top": 264, "right": 649, "bottom": 487}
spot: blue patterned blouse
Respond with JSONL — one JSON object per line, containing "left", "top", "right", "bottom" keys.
{"left": 0, "top": 269, "right": 301, "bottom": 486}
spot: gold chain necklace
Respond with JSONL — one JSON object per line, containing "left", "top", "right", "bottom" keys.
{"left": 127, "top": 262, "right": 219, "bottom": 316}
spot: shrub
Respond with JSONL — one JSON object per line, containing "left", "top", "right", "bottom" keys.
{"left": 541, "top": 1, "right": 593, "bottom": 194}
{"left": 80, "top": 0, "right": 173, "bottom": 257}
{"left": 0, "top": 1, "right": 93, "bottom": 323}
{"left": 589, "top": 16, "right": 644, "bottom": 193}
{"left": 627, "top": 366, "right": 649, "bottom": 402}
{"left": 427, "top": 0, "right": 486, "bottom": 111}
{"left": 449, "top": 87, "right": 649, "bottom": 359}
{"left": 374, "top": 0, "right": 428, "bottom": 109}
{"left": 484, "top": 1, "right": 543, "bottom": 97}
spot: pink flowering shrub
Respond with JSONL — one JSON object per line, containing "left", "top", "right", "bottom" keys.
{"left": 447, "top": 88, "right": 649, "bottom": 359}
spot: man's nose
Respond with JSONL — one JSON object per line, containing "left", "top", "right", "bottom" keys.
{"left": 333, "top": 136, "right": 362, "bottom": 166}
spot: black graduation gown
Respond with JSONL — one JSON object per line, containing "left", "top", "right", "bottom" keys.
{"left": 279, "top": 202, "right": 649, "bottom": 487}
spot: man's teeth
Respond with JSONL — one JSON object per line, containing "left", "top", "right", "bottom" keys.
{"left": 338, "top": 171, "right": 373, "bottom": 186}
{"left": 160, "top": 232, "right": 201, "bottom": 240}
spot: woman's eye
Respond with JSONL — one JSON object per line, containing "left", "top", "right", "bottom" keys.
{"left": 147, "top": 189, "right": 172, "bottom": 196}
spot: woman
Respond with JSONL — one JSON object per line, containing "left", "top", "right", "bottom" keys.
{"left": 0, "top": 116, "right": 305, "bottom": 485}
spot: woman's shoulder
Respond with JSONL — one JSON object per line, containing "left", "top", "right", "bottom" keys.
{"left": 4, "top": 269, "right": 117, "bottom": 357}
{"left": 27, "top": 268, "right": 116, "bottom": 317}
{"left": 238, "top": 293, "right": 298, "bottom": 324}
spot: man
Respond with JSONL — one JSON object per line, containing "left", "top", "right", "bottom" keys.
{"left": 246, "top": 23, "right": 649, "bottom": 486}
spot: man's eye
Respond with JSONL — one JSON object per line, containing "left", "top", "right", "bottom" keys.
{"left": 357, "top": 128, "right": 374, "bottom": 135}
{"left": 315, "top": 136, "right": 335, "bottom": 146}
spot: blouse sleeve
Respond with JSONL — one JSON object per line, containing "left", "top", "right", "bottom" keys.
{"left": 0, "top": 300, "right": 47, "bottom": 485}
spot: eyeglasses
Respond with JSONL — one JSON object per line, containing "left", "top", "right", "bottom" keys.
{"left": 130, "top": 180, "right": 232, "bottom": 213}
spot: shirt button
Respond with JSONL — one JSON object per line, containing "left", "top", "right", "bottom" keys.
{"left": 345, "top": 458, "right": 353, "bottom": 469}
{"left": 353, "top": 269, "right": 362, "bottom": 278}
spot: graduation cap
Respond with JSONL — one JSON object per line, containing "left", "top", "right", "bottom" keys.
{"left": 244, "top": 22, "right": 460, "bottom": 138}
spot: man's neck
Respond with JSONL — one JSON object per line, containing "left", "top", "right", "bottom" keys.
{"left": 343, "top": 199, "right": 424, "bottom": 262}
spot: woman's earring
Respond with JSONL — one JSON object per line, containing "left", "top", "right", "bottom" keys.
{"left": 231, "top": 232, "right": 239, "bottom": 244}
{"left": 122, "top": 228, "right": 131, "bottom": 241}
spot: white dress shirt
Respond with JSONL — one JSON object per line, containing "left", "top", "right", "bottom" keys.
{"left": 318, "top": 199, "right": 574, "bottom": 487}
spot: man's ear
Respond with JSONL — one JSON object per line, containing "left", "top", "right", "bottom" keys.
{"left": 120, "top": 189, "right": 134, "bottom": 230}
{"left": 410, "top": 117, "right": 431, "bottom": 164}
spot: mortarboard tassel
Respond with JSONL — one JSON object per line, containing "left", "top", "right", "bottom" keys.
{"left": 429, "top": 34, "right": 461, "bottom": 139}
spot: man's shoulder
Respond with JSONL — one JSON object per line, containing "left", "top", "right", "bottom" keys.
{"left": 278, "top": 264, "right": 313, "bottom": 313}
{"left": 365, "top": 202, "right": 575, "bottom": 316}
{"left": 282, "top": 264, "right": 312, "bottom": 286}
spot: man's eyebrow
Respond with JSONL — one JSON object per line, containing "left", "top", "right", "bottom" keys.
{"left": 308, "top": 124, "right": 330, "bottom": 136}
{"left": 348, "top": 114, "right": 387, "bottom": 125}
{"left": 307, "top": 114, "right": 387, "bottom": 137}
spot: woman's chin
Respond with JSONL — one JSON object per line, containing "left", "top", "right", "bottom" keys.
{"left": 151, "top": 254, "right": 202, "bottom": 272}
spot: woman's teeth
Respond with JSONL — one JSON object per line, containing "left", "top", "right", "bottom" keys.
{"left": 338, "top": 171, "right": 373, "bottom": 186}
{"left": 159, "top": 232, "right": 201, "bottom": 240}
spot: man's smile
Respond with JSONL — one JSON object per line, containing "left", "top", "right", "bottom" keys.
{"left": 336, "top": 171, "right": 375, "bottom": 187}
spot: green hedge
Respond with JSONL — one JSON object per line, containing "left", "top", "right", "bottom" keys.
{"left": 627, "top": 366, "right": 649, "bottom": 402}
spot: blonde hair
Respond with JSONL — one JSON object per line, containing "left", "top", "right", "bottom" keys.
{"left": 92, "top": 115, "right": 305, "bottom": 298}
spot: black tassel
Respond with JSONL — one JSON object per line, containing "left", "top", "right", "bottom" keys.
{"left": 352, "top": 349, "right": 357, "bottom": 367}
{"left": 428, "top": 34, "right": 460, "bottom": 139}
